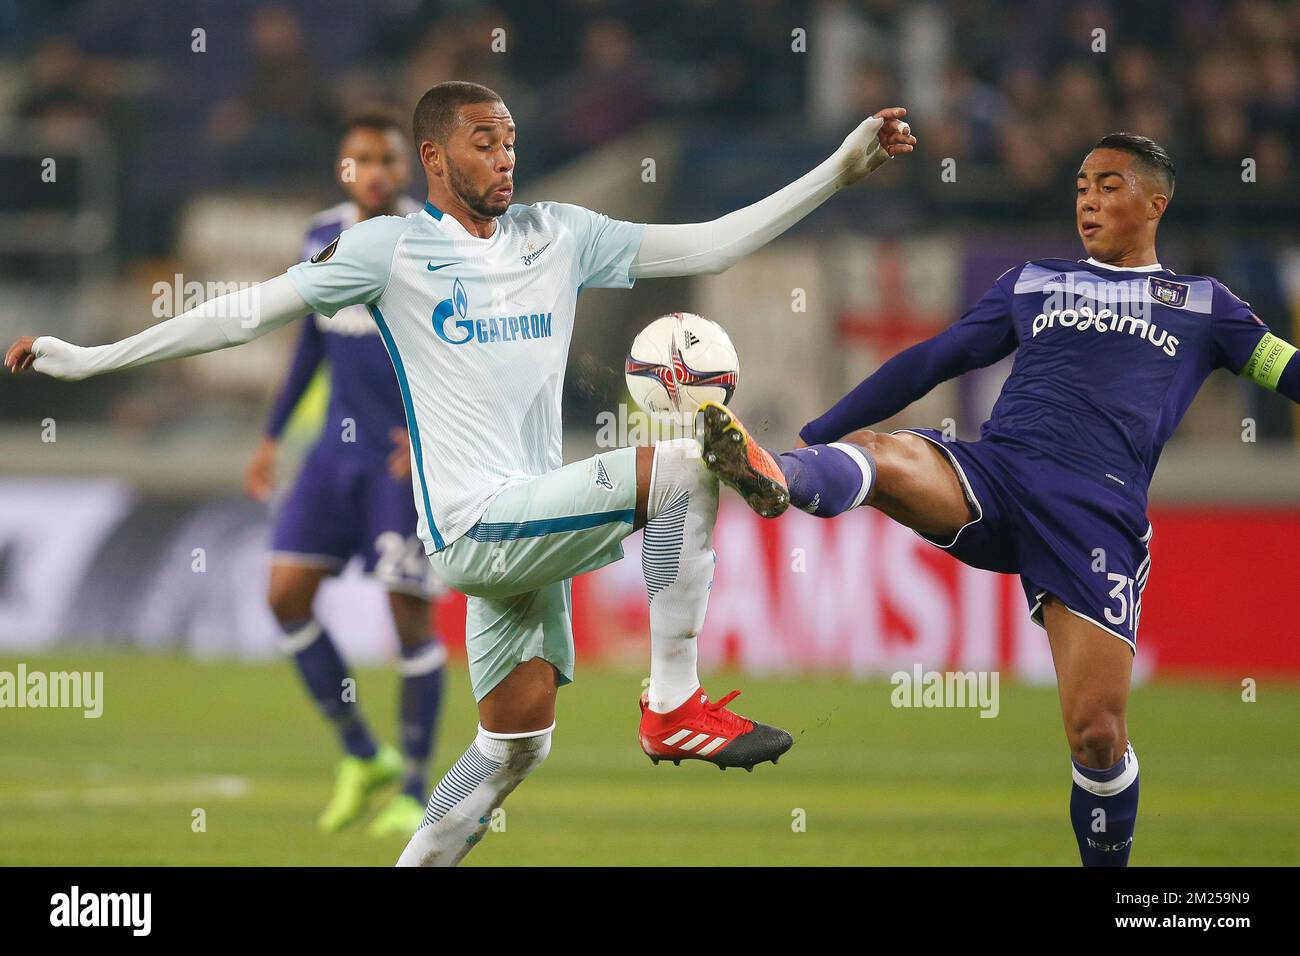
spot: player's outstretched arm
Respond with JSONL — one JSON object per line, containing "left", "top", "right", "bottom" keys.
{"left": 799, "top": 330, "right": 982, "bottom": 445}
{"left": 800, "top": 278, "right": 1019, "bottom": 445}
{"left": 630, "top": 108, "right": 915, "bottom": 279}
{"left": 4, "top": 274, "right": 308, "bottom": 381}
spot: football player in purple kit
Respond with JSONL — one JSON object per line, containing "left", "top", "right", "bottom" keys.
{"left": 244, "top": 114, "right": 446, "bottom": 837}
{"left": 701, "top": 133, "right": 1300, "bottom": 866}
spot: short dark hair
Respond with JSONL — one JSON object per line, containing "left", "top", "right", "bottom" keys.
{"left": 339, "top": 111, "right": 406, "bottom": 143}
{"left": 413, "top": 81, "right": 503, "bottom": 146}
{"left": 1093, "top": 132, "right": 1175, "bottom": 196}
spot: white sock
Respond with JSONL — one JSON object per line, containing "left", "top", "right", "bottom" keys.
{"left": 395, "top": 723, "right": 552, "bottom": 867}
{"left": 643, "top": 438, "right": 718, "bottom": 713}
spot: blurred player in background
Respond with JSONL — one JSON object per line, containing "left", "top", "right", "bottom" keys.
{"left": 243, "top": 114, "right": 445, "bottom": 838}
{"left": 6, "top": 81, "right": 915, "bottom": 866}
{"left": 701, "top": 133, "right": 1300, "bottom": 867}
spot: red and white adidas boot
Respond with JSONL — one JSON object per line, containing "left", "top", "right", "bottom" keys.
{"left": 697, "top": 402, "right": 789, "bottom": 518}
{"left": 639, "top": 688, "right": 794, "bottom": 771}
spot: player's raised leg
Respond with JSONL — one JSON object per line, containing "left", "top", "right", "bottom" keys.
{"left": 635, "top": 439, "right": 793, "bottom": 770}
{"left": 397, "top": 440, "right": 795, "bottom": 866}
{"left": 267, "top": 562, "right": 401, "bottom": 832}
{"left": 369, "top": 588, "right": 446, "bottom": 837}
{"left": 1042, "top": 597, "right": 1139, "bottom": 866}
{"left": 424, "top": 441, "right": 793, "bottom": 774}
{"left": 700, "top": 402, "right": 970, "bottom": 536}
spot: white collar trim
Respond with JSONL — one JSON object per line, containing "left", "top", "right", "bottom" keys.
{"left": 1083, "top": 257, "right": 1165, "bottom": 273}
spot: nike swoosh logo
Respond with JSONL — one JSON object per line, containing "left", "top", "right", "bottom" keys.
{"left": 426, "top": 261, "right": 460, "bottom": 272}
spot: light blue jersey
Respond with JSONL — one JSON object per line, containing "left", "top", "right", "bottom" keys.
{"left": 287, "top": 200, "right": 645, "bottom": 553}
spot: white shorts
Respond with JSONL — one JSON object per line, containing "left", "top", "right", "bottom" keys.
{"left": 431, "top": 447, "right": 639, "bottom": 700}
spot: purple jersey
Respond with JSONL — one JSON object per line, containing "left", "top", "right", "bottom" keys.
{"left": 265, "top": 199, "right": 419, "bottom": 459}
{"left": 804, "top": 257, "right": 1282, "bottom": 503}
{"left": 801, "top": 256, "right": 1299, "bottom": 648}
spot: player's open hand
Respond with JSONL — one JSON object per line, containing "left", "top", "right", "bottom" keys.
{"left": 835, "top": 107, "right": 916, "bottom": 185}
{"left": 388, "top": 427, "right": 412, "bottom": 481}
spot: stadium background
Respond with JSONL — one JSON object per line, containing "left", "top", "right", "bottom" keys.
{"left": 0, "top": 0, "right": 1297, "bottom": 865}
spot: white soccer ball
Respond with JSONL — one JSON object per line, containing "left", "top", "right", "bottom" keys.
{"left": 624, "top": 312, "right": 739, "bottom": 417}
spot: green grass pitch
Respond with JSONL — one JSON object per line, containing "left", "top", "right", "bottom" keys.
{"left": 0, "top": 652, "right": 1295, "bottom": 865}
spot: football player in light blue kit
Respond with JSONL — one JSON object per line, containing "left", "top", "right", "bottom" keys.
{"left": 8, "top": 81, "right": 916, "bottom": 866}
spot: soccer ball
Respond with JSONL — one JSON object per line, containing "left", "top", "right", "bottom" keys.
{"left": 624, "top": 312, "right": 739, "bottom": 417}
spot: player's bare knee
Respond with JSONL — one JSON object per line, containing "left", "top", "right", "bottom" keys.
{"left": 860, "top": 432, "right": 922, "bottom": 495}
{"left": 1066, "top": 712, "right": 1126, "bottom": 767}
{"left": 841, "top": 428, "right": 883, "bottom": 453}
{"left": 478, "top": 657, "right": 559, "bottom": 733}
{"left": 267, "top": 582, "right": 314, "bottom": 628}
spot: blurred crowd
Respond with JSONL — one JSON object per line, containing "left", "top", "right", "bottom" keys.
{"left": 0, "top": 0, "right": 1296, "bottom": 450}
{"left": 2, "top": 0, "right": 1296, "bottom": 257}
{"left": 913, "top": 0, "right": 1299, "bottom": 203}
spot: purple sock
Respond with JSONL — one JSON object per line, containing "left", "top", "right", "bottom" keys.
{"left": 280, "top": 619, "right": 377, "bottom": 760}
{"left": 398, "top": 638, "right": 447, "bottom": 800}
{"left": 1069, "top": 743, "right": 1140, "bottom": 866}
{"left": 777, "top": 443, "right": 875, "bottom": 517}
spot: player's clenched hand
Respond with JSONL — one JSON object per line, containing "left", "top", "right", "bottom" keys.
{"left": 4, "top": 335, "right": 90, "bottom": 380}
{"left": 834, "top": 107, "right": 916, "bottom": 185}
{"left": 245, "top": 436, "right": 278, "bottom": 502}
{"left": 873, "top": 107, "right": 916, "bottom": 157}
{"left": 5, "top": 336, "right": 39, "bottom": 374}
{"left": 388, "top": 427, "right": 412, "bottom": 481}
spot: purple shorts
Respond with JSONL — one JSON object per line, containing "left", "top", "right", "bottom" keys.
{"left": 899, "top": 429, "right": 1151, "bottom": 652}
{"left": 270, "top": 443, "right": 440, "bottom": 597}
